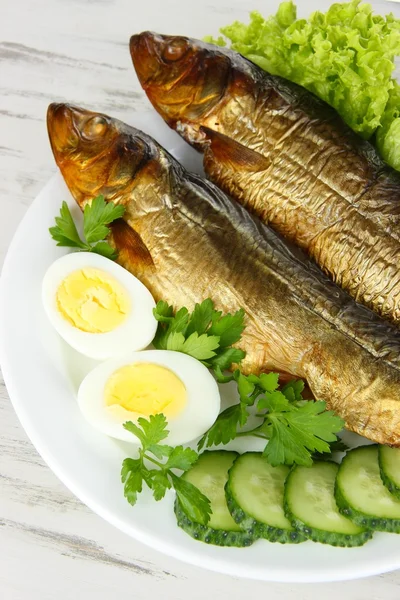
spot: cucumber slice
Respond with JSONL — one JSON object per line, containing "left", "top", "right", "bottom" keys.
{"left": 175, "top": 451, "right": 254, "bottom": 547}
{"left": 336, "top": 445, "right": 400, "bottom": 532}
{"left": 285, "top": 461, "right": 372, "bottom": 547}
{"left": 225, "top": 452, "right": 305, "bottom": 544}
{"left": 379, "top": 445, "right": 400, "bottom": 500}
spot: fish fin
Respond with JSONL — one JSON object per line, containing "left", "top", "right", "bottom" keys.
{"left": 109, "top": 219, "right": 154, "bottom": 270}
{"left": 200, "top": 126, "right": 270, "bottom": 173}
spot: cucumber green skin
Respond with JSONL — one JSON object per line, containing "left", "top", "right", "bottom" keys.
{"left": 335, "top": 476, "right": 400, "bottom": 533}
{"left": 224, "top": 478, "right": 305, "bottom": 544}
{"left": 174, "top": 499, "right": 254, "bottom": 547}
{"left": 285, "top": 466, "right": 373, "bottom": 548}
{"left": 284, "top": 505, "right": 372, "bottom": 548}
{"left": 379, "top": 448, "right": 400, "bottom": 501}
{"left": 379, "top": 467, "right": 400, "bottom": 502}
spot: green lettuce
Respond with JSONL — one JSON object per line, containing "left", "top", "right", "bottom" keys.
{"left": 376, "top": 80, "right": 400, "bottom": 170}
{"left": 207, "top": 1, "right": 400, "bottom": 169}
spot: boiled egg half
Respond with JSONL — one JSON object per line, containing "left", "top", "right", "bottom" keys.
{"left": 42, "top": 252, "right": 157, "bottom": 360}
{"left": 77, "top": 350, "right": 221, "bottom": 445}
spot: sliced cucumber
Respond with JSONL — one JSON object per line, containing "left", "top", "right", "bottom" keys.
{"left": 285, "top": 461, "right": 372, "bottom": 547}
{"left": 379, "top": 445, "right": 400, "bottom": 500}
{"left": 336, "top": 445, "right": 400, "bottom": 532}
{"left": 175, "top": 451, "right": 254, "bottom": 547}
{"left": 225, "top": 452, "right": 305, "bottom": 544}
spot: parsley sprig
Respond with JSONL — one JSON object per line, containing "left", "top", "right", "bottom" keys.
{"left": 152, "top": 300, "right": 344, "bottom": 467}
{"left": 50, "top": 196, "right": 125, "bottom": 260}
{"left": 198, "top": 372, "right": 344, "bottom": 467}
{"left": 121, "top": 414, "right": 211, "bottom": 525}
{"left": 152, "top": 299, "right": 246, "bottom": 371}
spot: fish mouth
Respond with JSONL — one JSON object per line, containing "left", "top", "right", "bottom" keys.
{"left": 47, "top": 103, "right": 80, "bottom": 163}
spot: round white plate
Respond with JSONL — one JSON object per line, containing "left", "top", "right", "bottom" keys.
{"left": 2, "top": 110, "right": 400, "bottom": 583}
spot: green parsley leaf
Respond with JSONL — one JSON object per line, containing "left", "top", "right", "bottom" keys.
{"left": 212, "top": 365, "right": 235, "bottom": 383}
{"left": 164, "top": 446, "right": 198, "bottom": 471}
{"left": 259, "top": 372, "right": 280, "bottom": 393}
{"left": 263, "top": 401, "right": 345, "bottom": 466}
{"left": 257, "top": 390, "right": 291, "bottom": 412}
{"left": 49, "top": 201, "right": 87, "bottom": 249}
{"left": 197, "top": 403, "right": 247, "bottom": 451}
{"left": 83, "top": 195, "right": 125, "bottom": 244}
{"left": 313, "top": 438, "right": 349, "bottom": 460}
{"left": 186, "top": 299, "right": 214, "bottom": 336}
{"left": 247, "top": 374, "right": 263, "bottom": 384}
{"left": 123, "top": 414, "right": 169, "bottom": 451}
{"left": 121, "top": 458, "right": 143, "bottom": 506}
{"left": 171, "top": 473, "right": 212, "bottom": 525}
{"left": 146, "top": 444, "right": 173, "bottom": 460}
{"left": 237, "top": 372, "right": 255, "bottom": 404}
{"left": 122, "top": 421, "right": 146, "bottom": 445}
{"left": 137, "top": 414, "right": 170, "bottom": 448}
{"left": 170, "top": 307, "right": 190, "bottom": 333}
{"left": 165, "top": 331, "right": 186, "bottom": 351}
{"left": 208, "top": 308, "right": 245, "bottom": 347}
{"left": 153, "top": 305, "right": 189, "bottom": 350}
{"left": 153, "top": 301, "right": 174, "bottom": 323}
{"left": 122, "top": 415, "right": 211, "bottom": 525}
{"left": 50, "top": 196, "right": 125, "bottom": 260}
{"left": 141, "top": 468, "right": 157, "bottom": 488}
{"left": 91, "top": 241, "right": 118, "bottom": 260}
{"left": 152, "top": 299, "right": 246, "bottom": 372}
{"left": 286, "top": 402, "right": 344, "bottom": 446}
{"left": 263, "top": 416, "right": 314, "bottom": 466}
{"left": 181, "top": 332, "right": 220, "bottom": 360}
{"left": 210, "top": 347, "right": 246, "bottom": 370}
{"left": 149, "top": 470, "right": 171, "bottom": 501}
{"left": 281, "top": 379, "right": 305, "bottom": 403}
{"left": 326, "top": 439, "right": 348, "bottom": 453}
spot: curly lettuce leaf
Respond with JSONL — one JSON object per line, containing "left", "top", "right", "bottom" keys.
{"left": 209, "top": 0, "right": 400, "bottom": 167}
{"left": 376, "top": 80, "right": 400, "bottom": 170}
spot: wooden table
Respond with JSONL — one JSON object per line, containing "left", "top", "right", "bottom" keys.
{"left": 2, "top": 0, "right": 400, "bottom": 597}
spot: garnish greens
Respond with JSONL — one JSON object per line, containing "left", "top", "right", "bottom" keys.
{"left": 153, "top": 299, "right": 344, "bottom": 467}
{"left": 206, "top": 0, "right": 400, "bottom": 171}
{"left": 198, "top": 370, "right": 345, "bottom": 467}
{"left": 50, "top": 195, "right": 125, "bottom": 260}
{"left": 121, "top": 414, "right": 211, "bottom": 525}
{"left": 152, "top": 299, "right": 246, "bottom": 373}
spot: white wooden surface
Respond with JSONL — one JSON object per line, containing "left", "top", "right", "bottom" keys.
{"left": 2, "top": 0, "right": 400, "bottom": 597}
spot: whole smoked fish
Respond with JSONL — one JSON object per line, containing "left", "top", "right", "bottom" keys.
{"left": 47, "top": 103, "right": 400, "bottom": 445}
{"left": 130, "top": 32, "right": 400, "bottom": 325}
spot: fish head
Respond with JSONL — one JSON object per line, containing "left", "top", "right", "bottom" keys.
{"left": 130, "top": 32, "right": 231, "bottom": 134}
{"left": 47, "top": 103, "right": 151, "bottom": 206}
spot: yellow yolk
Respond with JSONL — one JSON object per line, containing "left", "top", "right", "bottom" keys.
{"left": 56, "top": 267, "right": 130, "bottom": 333}
{"left": 104, "top": 363, "right": 187, "bottom": 417}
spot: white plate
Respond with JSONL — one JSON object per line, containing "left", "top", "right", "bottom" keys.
{"left": 2, "top": 110, "right": 400, "bottom": 583}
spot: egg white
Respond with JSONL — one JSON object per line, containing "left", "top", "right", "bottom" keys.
{"left": 77, "top": 350, "right": 221, "bottom": 446}
{"left": 42, "top": 252, "right": 157, "bottom": 360}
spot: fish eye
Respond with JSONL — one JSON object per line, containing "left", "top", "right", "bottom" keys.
{"left": 82, "top": 116, "right": 108, "bottom": 139}
{"left": 162, "top": 38, "right": 189, "bottom": 62}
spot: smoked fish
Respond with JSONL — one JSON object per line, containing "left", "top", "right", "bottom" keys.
{"left": 47, "top": 103, "right": 400, "bottom": 445}
{"left": 130, "top": 32, "right": 400, "bottom": 325}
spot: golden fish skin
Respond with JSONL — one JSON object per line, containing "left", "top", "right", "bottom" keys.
{"left": 130, "top": 32, "right": 400, "bottom": 325}
{"left": 47, "top": 103, "right": 400, "bottom": 446}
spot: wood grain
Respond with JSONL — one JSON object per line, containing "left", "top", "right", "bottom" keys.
{"left": 2, "top": 0, "right": 400, "bottom": 597}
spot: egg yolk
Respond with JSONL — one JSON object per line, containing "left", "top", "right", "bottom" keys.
{"left": 104, "top": 363, "right": 187, "bottom": 417}
{"left": 56, "top": 267, "right": 130, "bottom": 333}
